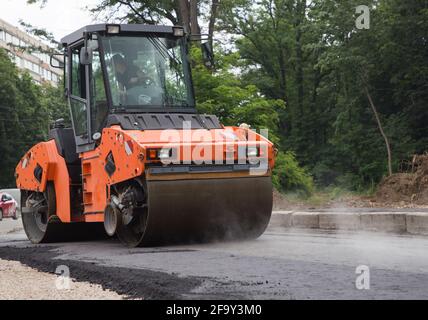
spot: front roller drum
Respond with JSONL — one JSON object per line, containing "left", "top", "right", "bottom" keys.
{"left": 118, "top": 176, "right": 273, "bottom": 247}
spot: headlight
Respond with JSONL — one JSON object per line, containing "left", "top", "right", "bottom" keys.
{"left": 147, "top": 148, "right": 174, "bottom": 161}
{"left": 158, "top": 148, "right": 173, "bottom": 160}
{"left": 173, "top": 26, "right": 185, "bottom": 37}
{"left": 106, "top": 25, "right": 120, "bottom": 34}
{"left": 247, "top": 146, "right": 259, "bottom": 157}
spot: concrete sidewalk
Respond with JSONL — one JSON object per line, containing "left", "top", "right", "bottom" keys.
{"left": 270, "top": 210, "right": 428, "bottom": 236}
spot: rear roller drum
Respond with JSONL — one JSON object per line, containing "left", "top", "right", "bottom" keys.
{"left": 21, "top": 183, "right": 58, "bottom": 243}
{"left": 22, "top": 183, "right": 105, "bottom": 244}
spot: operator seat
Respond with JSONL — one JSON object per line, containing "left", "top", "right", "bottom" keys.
{"left": 49, "top": 127, "right": 81, "bottom": 183}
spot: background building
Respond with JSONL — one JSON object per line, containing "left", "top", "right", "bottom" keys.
{"left": 0, "top": 18, "right": 62, "bottom": 86}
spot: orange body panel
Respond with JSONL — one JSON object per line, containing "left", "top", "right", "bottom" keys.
{"left": 122, "top": 126, "right": 275, "bottom": 167}
{"left": 80, "top": 125, "right": 275, "bottom": 222}
{"left": 80, "top": 127, "right": 146, "bottom": 218}
{"left": 15, "top": 140, "right": 72, "bottom": 223}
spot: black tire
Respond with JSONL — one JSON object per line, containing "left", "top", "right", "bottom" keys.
{"left": 22, "top": 183, "right": 106, "bottom": 244}
{"left": 113, "top": 181, "right": 149, "bottom": 248}
{"left": 0, "top": 209, "right": 3, "bottom": 221}
{"left": 21, "top": 183, "right": 55, "bottom": 243}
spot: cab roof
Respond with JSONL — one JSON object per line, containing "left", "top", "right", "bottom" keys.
{"left": 61, "top": 24, "right": 176, "bottom": 47}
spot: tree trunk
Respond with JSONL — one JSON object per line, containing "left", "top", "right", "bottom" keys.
{"left": 189, "top": 0, "right": 201, "bottom": 38}
{"left": 295, "top": 28, "right": 304, "bottom": 117}
{"left": 277, "top": 47, "right": 290, "bottom": 135}
{"left": 294, "top": 0, "right": 306, "bottom": 119}
{"left": 177, "top": 0, "right": 191, "bottom": 33}
{"left": 365, "top": 86, "right": 393, "bottom": 176}
{"left": 177, "top": 0, "right": 200, "bottom": 39}
{"left": 208, "top": 0, "right": 219, "bottom": 49}
{"left": 278, "top": 50, "right": 288, "bottom": 104}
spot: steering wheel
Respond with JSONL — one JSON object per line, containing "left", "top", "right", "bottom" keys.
{"left": 139, "top": 76, "right": 156, "bottom": 87}
{"left": 137, "top": 94, "right": 152, "bottom": 105}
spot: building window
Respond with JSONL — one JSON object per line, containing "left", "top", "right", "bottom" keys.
{"left": 12, "top": 36, "right": 19, "bottom": 46}
{"left": 5, "top": 32, "right": 12, "bottom": 44}
{"left": 15, "top": 56, "right": 22, "bottom": 67}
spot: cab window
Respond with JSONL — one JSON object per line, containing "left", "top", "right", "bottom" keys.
{"left": 69, "top": 45, "right": 88, "bottom": 137}
{"left": 90, "top": 50, "right": 108, "bottom": 135}
{"left": 71, "top": 47, "right": 86, "bottom": 98}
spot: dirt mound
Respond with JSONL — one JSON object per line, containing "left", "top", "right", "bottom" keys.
{"left": 376, "top": 155, "right": 428, "bottom": 205}
{"left": 376, "top": 174, "right": 415, "bottom": 202}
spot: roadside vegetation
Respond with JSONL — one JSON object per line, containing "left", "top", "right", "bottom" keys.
{"left": 276, "top": 187, "right": 375, "bottom": 209}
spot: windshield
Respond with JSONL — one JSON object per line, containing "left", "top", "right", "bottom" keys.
{"left": 101, "top": 35, "right": 194, "bottom": 110}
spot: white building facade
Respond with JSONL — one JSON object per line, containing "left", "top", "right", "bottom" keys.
{"left": 0, "top": 18, "right": 63, "bottom": 86}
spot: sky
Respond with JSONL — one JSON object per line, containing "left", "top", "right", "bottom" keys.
{"left": 1, "top": 0, "right": 104, "bottom": 41}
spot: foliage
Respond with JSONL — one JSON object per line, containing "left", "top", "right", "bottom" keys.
{"left": 272, "top": 151, "right": 314, "bottom": 196}
{"left": 191, "top": 46, "right": 315, "bottom": 193}
{"left": 191, "top": 46, "right": 285, "bottom": 144}
{"left": 0, "top": 49, "right": 67, "bottom": 187}
{"left": 218, "top": 0, "right": 428, "bottom": 191}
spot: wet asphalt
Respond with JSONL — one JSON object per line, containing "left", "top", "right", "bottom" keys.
{"left": 0, "top": 218, "right": 427, "bottom": 299}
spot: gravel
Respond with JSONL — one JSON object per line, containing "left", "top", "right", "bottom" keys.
{"left": 0, "top": 258, "right": 125, "bottom": 300}
{"left": 0, "top": 246, "right": 205, "bottom": 300}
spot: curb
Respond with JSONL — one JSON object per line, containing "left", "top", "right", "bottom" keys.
{"left": 269, "top": 211, "right": 428, "bottom": 236}
{"left": 406, "top": 213, "right": 428, "bottom": 236}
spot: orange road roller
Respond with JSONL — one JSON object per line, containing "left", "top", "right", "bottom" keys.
{"left": 15, "top": 24, "right": 276, "bottom": 247}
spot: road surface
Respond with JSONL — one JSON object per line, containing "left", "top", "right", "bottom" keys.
{"left": 0, "top": 217, "right": 427, "bottom": 299}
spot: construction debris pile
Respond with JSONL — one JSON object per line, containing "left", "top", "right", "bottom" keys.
{"left": 376, "top": 155, "right": 428, "bottom": 205}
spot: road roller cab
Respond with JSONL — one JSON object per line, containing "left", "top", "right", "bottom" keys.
{"left": 15, "top": 24, "right": 276, "bottom": 247}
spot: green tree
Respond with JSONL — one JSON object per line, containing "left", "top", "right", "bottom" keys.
{"left": 219, "top": 0, "right": 427, "bottom": 190}
{"left": 217, "top": 0, "right": 329, "bottom": 166}
{"left": 0, "top": 49, "right": 67, "bottom": 187}
{"left": 311, "top": 0, "right": 426, "bottom": 188}
{"left": 41, "top": 82, "right": 70, "bottom": 125}
{"left": 191, "top": 46, "right": 314, "bottom": 193}
{"left": 191, "top": 46, "right": 285, "bottom": 143}
{"left": 0, "top": 49, "right": 21, "bottom": 187}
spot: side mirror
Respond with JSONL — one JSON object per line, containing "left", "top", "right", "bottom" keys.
{"left": 50, "top": 54, "right": 65, "bottom": 69}
{"left": 80, "top": 47, "right": 93, "bottom": 65}
{"left": 52, "top": 118, "right": 65, "bottom": 129}
{"left": 201, "top": 42, "right": 214, "bottom": 68}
